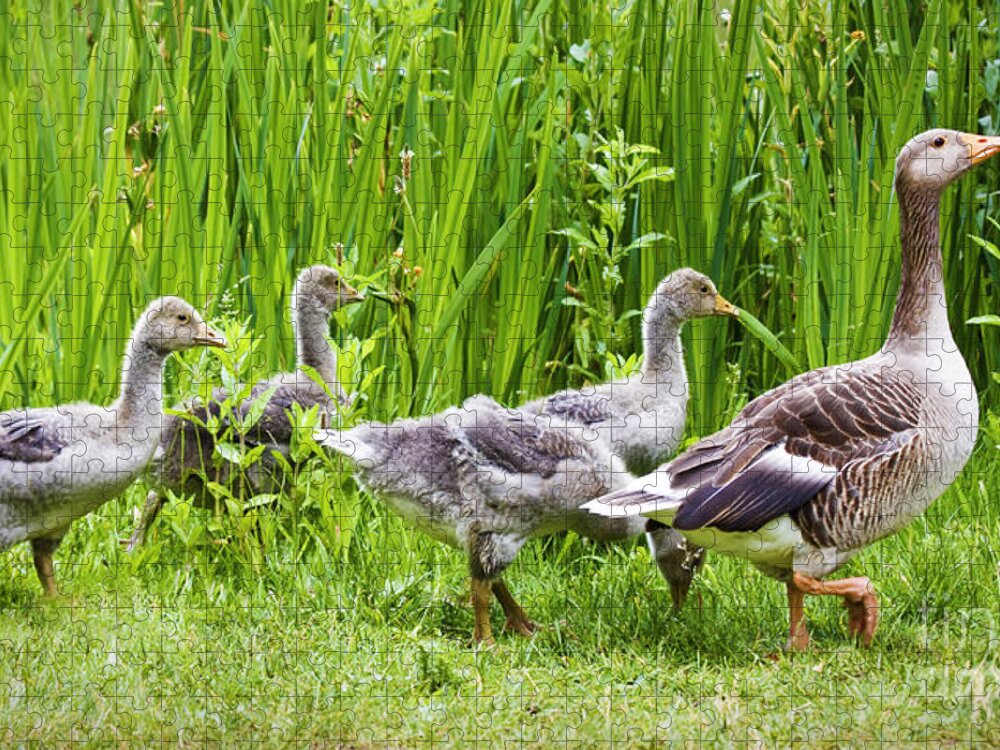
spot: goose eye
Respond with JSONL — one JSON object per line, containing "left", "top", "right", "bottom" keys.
{"left": 177, "top": 314, "right": 189, "bottom": 323}
{"left": 700, "top": 285, "right": 709, "bottom": 294}
{"left": 932, "top": 136, "right": 946, "bottom": 148}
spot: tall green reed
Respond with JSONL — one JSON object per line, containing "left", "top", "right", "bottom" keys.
{"left": 0, "top": 0, "right": 996, "bottom": 434}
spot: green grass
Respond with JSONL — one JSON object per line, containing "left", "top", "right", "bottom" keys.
{"left": 1, "top": 0, "right": 1000, "bottom": 745}
{"left": 0, "top": 427, "right": 997, "bottom": 746}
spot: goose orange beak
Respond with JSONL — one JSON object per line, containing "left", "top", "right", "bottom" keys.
{"left": 713, "top": 294, "right": 739, "bottom": 317}
{"left": 960, "top": 133, "right": 1000, "bottom": 165}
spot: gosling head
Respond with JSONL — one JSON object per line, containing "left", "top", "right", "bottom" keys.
{"left": 646, "top": 518, "right": 705, "bottom": 610}
{"left": 294, "top": 265, "right": 366, "bottom": 313}
{"left": 135, "top": 296, "right": 227, "bottom": 354}
{"left": 895, "top": 129, "right": 1000, "bottom": 195}
{"left": 644, "top": 268, "right": 737, "bottom": 336}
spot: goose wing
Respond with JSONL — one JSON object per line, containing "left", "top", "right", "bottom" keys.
{"left": 0, "top": 415, "right": 68, "bottom": 464}
{"left": 235, "top": 383, "right": 301, "bottom": 447}
{"left": 219, "top": 378, "right": 334, "bottom": 448}
{"left": 593, "top": 361, "right": 924, "bottom": 532}
{"left": 534, "top": 391, "right": 612, "bottom": 427}
{"left": 460, "top": 403, "right": 588, "bottom": 481}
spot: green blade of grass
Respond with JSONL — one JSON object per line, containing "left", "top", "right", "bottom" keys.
{"left": 733, "top": 308, "right": 803, "bottom": 375}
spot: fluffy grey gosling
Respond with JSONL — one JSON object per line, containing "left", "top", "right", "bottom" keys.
{"left": 315, "top": 395, "right": 636, "bottom": 646}
{"left": 128, "top": 265, "right": 365, "bottom": 550}
{"left": 524, "top": 268, "right": 738, "bottom": 607}
{"left": 0, "top": 297, "right": 225, "bottom": 595}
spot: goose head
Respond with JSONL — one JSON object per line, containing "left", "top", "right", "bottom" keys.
{"left": 895, "top": 129, "right": 1000, "bottom": 195}
{"left": 644, "top": 268, "right": 737, "bottom": 335}
{"left": 136, "top": 296, "right": 226, "bottom": 354}
{"left": 294, "top": 265, "right": 366, "bottom": 313}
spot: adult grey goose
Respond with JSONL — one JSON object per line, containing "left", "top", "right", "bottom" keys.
{"left": 583, "top": 129, "right": 1000, "bottom": 650}
{"left": 521, "top": 268, "right": 738, "bottom": 607}
{"left": 314, "top": 273, "right": 736, "bottom": 644}
{"left": 0, "top": 297, "right": 226, "bottom": 595}
{"left": 127, "top": 265, "right": 365, "bottom": 550}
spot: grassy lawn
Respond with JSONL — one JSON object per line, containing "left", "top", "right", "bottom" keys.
{"left": 0, "top": 429, "right": 996, "bottom": 747}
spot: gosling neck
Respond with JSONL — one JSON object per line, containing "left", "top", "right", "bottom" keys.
{"left": 641, "top": 310, "right": 687, "bottom": 385}
{"left": 295, "top": 302, "right": 340, "bottom": 387}
{"left": 113, "top": 339, "right": 167, "bottom": 427}
{"left": 886, "top": 181, "right": 951, "bottom": 347}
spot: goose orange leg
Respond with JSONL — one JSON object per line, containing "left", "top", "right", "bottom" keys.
{"left": 790, "top": 572, "right": 879, "bottom": 648}
{"left": 492, "top": 579, "right": 536, "bottom": 637}
{"left": 786, "top": 581, "right": 810, "bottom": 651}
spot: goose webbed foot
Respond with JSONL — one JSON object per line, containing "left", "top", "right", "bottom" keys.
{"left": 127, "top": 490, "right": 165, "bottom": 552}
{"left": 790, "top": 572, "right": 879, "bottom": 648}
{"left": 469, "top": 577, "right": 537, "bottom": 645}
{"left": 493, "top": 579, "right": 536, "bottom": 637}
{"left": 841, "top": 581, "right": 879, "bottom": 647}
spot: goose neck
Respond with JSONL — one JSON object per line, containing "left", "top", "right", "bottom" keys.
{"left": 295, "top": 303, "right": 339, "bottom": 385}
{"left": 112, "top": 339, "right": 166, "bottom": 427}
{"left": 641, "top": 316, "right": 687, "bottom": 384}
{"left": 887, "top": 185, "right": 951, "bottom": 346}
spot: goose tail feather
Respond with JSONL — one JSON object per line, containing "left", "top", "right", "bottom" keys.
{"left": 581, "top": 470, "right": 684, "bottom": 524}
{"left": 313, "top": 428, "right": 378, "bottom": 464}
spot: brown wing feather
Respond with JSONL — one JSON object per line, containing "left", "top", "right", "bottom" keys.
{"left": 793, "top": 428, "right": 924, "bottom": 548}
{"left": 672, "top": 362, "right": 922, "bottom": 486}
{"left": 665, "top": 361, "right": 924, "bottom": 532}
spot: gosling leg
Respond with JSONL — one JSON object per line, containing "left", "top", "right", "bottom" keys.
{"left": 468, "top": 531, "right": 523, "bottom": 646}
{"left": 492, "top": 578, "right": 536, "bottom": 637}
{"left": 31, "top": 537, "right": 62, "bottom": 597}
{"left": 471, "top": 577, "right": 495, "bottom": 646}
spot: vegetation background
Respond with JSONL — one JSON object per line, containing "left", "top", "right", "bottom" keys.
{"left": 0, "top": 0, "right": 997, "bottom": 745}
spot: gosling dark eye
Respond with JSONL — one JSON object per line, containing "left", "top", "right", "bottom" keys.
{"left": 932, "top": 136, "right": 946, "bottom": 148}
{"left": 177, "top": 314, "right": 189, "bottom": 323}
{"left": 700, "top": 286, "right": 709, "bottom": 293}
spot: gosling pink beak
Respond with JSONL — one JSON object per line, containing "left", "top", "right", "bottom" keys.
{"left": 713, "top": 294, "right": 739, "bottom": 317}
{"left": 342, "top": 282, "right": 366, "bottom": 304}
{"left": 194, "top": 326, "right": 227, "bottom": 349}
